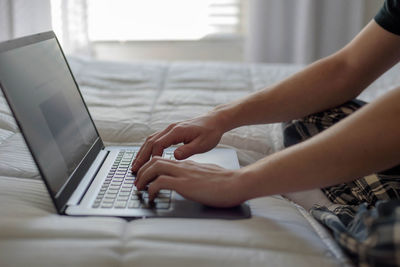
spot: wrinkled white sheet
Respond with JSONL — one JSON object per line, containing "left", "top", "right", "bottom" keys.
{"left": 0, "top": 58, "right": 398, "bottom": 267}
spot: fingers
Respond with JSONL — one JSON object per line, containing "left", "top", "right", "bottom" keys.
{"left": 151, "top": 126, "right": 188, "bottom": 156}
{"left": 147, "top": 175, "right": 179, "bottom": 201}
{"left": 173, "top": 139, "right": 202, "bottom": 160}
{"left": 131, "top": 124, "right": 176, "bottom": 172}
{"left": 134, "top": 156, "right": 182, "bottom": 191}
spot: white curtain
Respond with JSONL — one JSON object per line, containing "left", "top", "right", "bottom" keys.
{"left": 245, "top": 0, "right": 367, "bottom": 64}
{"left": 0, "top": 0, "right": 52, "bottom": 42}
{"left": 0, "top": 0, "right": 91, "bottom": 56}
{"left": 51, "top": 0, "right": 92, "bottom": 56}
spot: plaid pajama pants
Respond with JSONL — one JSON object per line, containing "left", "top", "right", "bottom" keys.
{"left": 282, "top": 100, "right": 400, "bottom": 267}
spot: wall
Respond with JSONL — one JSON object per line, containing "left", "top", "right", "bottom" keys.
{"left": 0, "top": 0, "right": 52, "bottom": 42}
{"left": 364, "top": 0, "right": 384, "bottom": 25}
{"left": 92, "top": 0, "right": 383, "bottom": 63}
{"left": 93, "top": 37, "right": 244, "bottom": 63}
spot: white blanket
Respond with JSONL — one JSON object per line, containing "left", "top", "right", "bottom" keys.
{"left": 0, "top": 58, "right": 398, "bottom": 267}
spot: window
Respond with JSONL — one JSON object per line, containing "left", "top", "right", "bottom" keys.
{"left": 87, "top": 0, "right": 243, "bottom": 41}
{"left": 50, "top": 0, "right": 245, "bottom": 61}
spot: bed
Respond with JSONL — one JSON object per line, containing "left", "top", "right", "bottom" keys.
{"left": 0, "top": 57, "right": 398, "bottom": 267}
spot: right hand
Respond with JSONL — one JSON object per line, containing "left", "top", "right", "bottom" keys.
{"left": 131, "top": 114, "right": 225, "bottom": 173}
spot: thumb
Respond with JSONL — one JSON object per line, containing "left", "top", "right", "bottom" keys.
{"left": 174, "top": 140, "right": 203, "bottom": 160}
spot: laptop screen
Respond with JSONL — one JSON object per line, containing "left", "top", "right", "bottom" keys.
{"left": 0, "top": 36, "right": 99, "bottom": 197}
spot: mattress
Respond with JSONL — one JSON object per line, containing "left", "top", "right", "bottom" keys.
{"left": 0, "top": 57, "right": 398, "bottom": 267}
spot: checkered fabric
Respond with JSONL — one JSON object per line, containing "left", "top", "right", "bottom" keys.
{"left": 282, "top": 100, "right": 400, "bottom": 266}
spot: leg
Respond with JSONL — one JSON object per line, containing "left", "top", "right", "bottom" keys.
{"left": 283, "top": 100, "right": 400, "bottom": 266}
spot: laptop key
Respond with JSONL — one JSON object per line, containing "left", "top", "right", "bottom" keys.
{"left": 130, "top": 194, "right": 140, "bottom": 200}
{"left": 114, "top": 201, "right": 127, "bottom": 208}
{"left": 157, "top": 193, "right": 171, "bottom": 198}
{"left": 92, "top": 202, "right": 101, "bottom": 208}
{"left": 140, "top": 202, "right": 153, "bottom": 209}
{"left": 106, "top": 193, "right": 118, "bottom": 199}
{"left": 117, "top": 196, "right": 129, "bottom": 201}
{"left": 101, "top": 202, "right": 113, "bottom": 208}
{"left": 155, "top": 203, "right": 170, "bottom": 209}
{"left": 107, "top": 189, "right": 119, "bottom": 194}
{"left": 128, "top": 200, "right": 140, "bottom": 208}
{"left": 154, "top": 197, "right": 170, "bottom": 203}
{"left": 108, "top": 186, "right": 120, "bottom": 191}
{"left": 159, "top": 189, "right": 171, "bottom": 194}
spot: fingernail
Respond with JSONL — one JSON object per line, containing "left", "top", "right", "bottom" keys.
{"left": 175, "top": 150, "right": 183, "bottom": 158}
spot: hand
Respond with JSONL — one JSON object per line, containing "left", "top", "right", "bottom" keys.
{"left": 131, "top": 114, "right": 225, "bottom": 173}
{"left": 134, "top": 157, "right": 245, "bottom": 208}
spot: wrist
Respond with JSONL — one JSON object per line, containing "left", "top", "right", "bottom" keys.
{"left": 210, "top": 103, "right": 240, "bottom": 133}
{"left": 235, "top": 164, "right": 270, "bottom": 201}
{"left": 226, "top": 169, "right": 251, "bottom": 205}
{"left": 228, "top": 167, "right": 256, "bottom": 203}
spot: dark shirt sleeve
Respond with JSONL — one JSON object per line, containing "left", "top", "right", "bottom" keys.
{"left": 374, "top": 0, "right": 400, "bottom": 36}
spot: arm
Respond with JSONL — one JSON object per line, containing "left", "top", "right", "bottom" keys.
{"left": 132, "top": 21, "right": 400, "bottom": 171}
{"left": 134, "top": 21, "right": 400, "bottom": 207}
{"left": 215, "top": 20, "right": 400, "bottom": 132}
{"left": 239, "top": 87, "right": 400, "bottom": 200}
{"left": 136, "top": 87, "right": 400, "bottom": 207}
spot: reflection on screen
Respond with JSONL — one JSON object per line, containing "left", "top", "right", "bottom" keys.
{"left": 40, "top": 91, "right": 89, "bottom": 175}
{"left": 0, "top": 38, "right": 98, "bottom": 196}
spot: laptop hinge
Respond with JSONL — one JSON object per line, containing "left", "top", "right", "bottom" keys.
{"left": 65, "top": 149, "right": 109, "bottom": 207}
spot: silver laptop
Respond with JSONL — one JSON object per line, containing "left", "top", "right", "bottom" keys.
{"left": 0, "top": 31, "right": 250, "bottom": 219}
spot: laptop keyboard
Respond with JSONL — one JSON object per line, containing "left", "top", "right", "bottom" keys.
{"left": 92, "top": 150, "right": 175, "bottom": 210}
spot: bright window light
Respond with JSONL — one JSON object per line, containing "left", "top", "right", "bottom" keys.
{"left": 87, "top": 0, "right": 241, "bottom": 41}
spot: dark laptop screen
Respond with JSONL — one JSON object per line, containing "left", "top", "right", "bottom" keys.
{"left": 0, "top": 37, "right": 98, "bottom": 196}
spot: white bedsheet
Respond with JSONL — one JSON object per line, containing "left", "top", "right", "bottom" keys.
{"left": 0, "top": 58, "right": 398, "bottom": 267}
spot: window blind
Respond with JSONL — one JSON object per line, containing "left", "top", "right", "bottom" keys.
{"left": 86, "top": 0, "right": 243, "bottom": 41}
{"left": 208, "top": 0, "right": 242, "bottom": 36}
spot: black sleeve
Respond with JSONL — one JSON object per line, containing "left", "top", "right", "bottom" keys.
{"left": 374, "top": 0, "right": 400, "bottom": 36}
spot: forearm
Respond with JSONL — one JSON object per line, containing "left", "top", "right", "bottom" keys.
{"left": 238, "top": 87, "right": 400, "bottom": 200}
{"left": 212, "top": 21, "right": 400, "bottom": 133}
{"left": 212, "top": 54, "right": 364, "bottom": 132}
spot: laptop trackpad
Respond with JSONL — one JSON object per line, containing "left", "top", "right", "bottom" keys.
{"left": 184, "top": 148, "right": 240, "bottom": 170}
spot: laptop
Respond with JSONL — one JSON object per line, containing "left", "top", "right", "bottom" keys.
{"left": 0, "top": 31, "right": 251, "bottom": 220}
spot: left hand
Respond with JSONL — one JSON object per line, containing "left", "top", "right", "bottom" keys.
{"left": 134, "top": 157, "right": 245, "bottom": 208}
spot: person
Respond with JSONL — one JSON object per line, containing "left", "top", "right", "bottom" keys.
{"left": 132, "top": 0, "right": 400, "bottom": 206}
{"left": 131, "top": 1, "right": 400, "bottom": 264}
